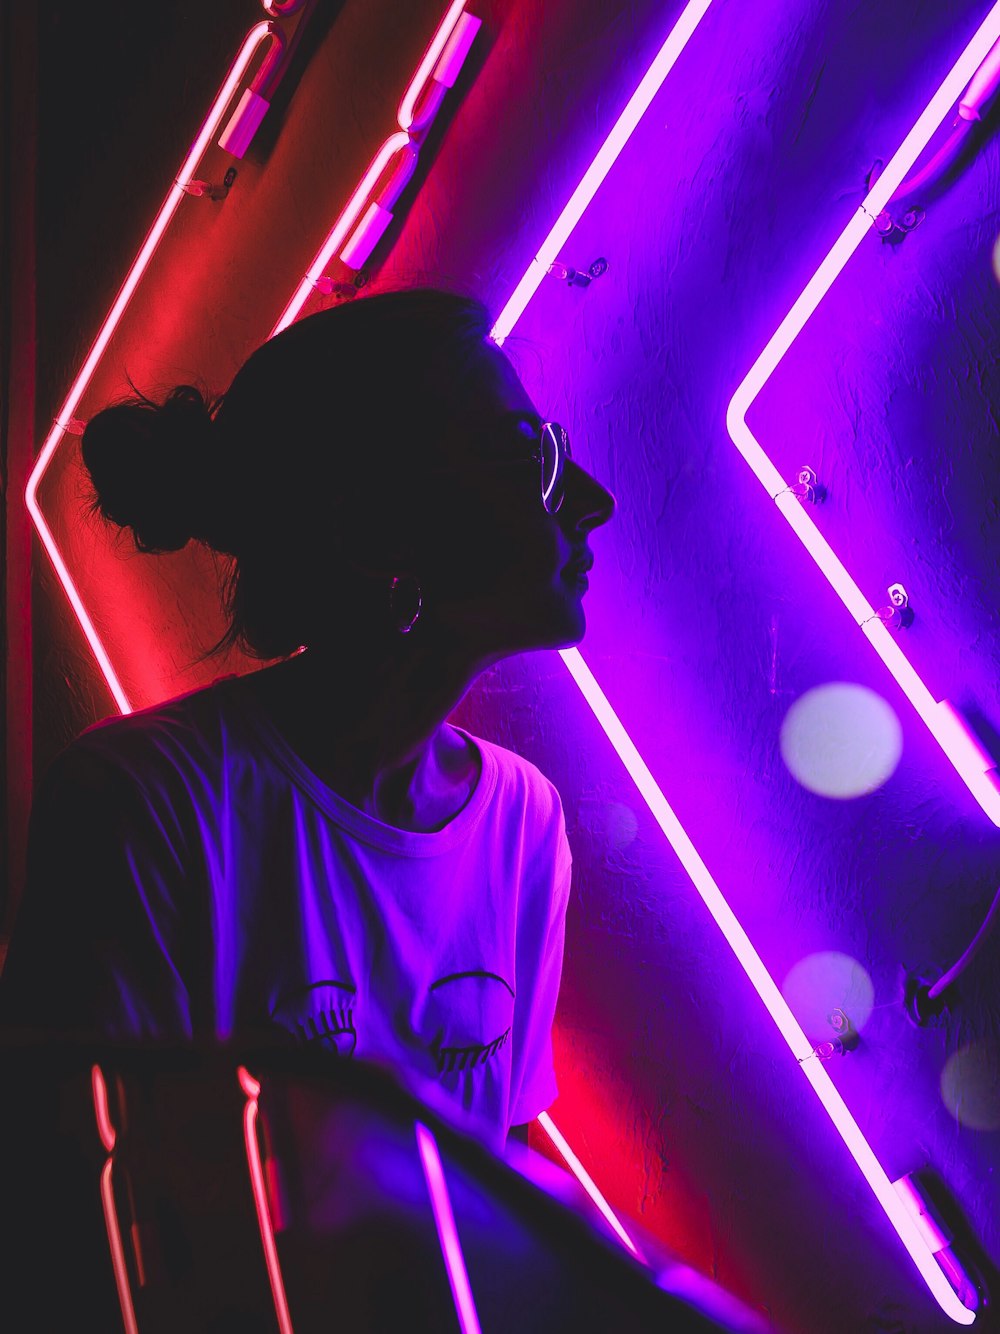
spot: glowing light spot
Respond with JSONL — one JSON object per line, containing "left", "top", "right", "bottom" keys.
{"left": 941, "top": 1042, "right": 1000, "bottom": 1131}
{"left": 603, "top": 801, "right": 639, "bottom": 848}
{"left": 782, "top": 951, "right": 875, "bottom": 1039}
{"left": 780, "top": 683, "right": 902, "bottom": 798}
{"left": 993, "top": 231, "right": 1000, "bottom": 283}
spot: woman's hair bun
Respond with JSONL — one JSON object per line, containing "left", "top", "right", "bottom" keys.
{"left": 81, "top": 384, "right": 217, "bottom": 553}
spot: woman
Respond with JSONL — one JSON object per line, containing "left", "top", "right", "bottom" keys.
{"left": 0, "top": 287, "right": 615, "bottom": 1152}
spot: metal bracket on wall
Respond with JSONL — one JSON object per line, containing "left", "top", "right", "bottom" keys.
{"left": 799, "top": 1008, "right": 859, "bottom": 1062}
{"left": 877, "top": 583, "right": 914, "bottom": 631}
{"left": 827, "top": 1006, "right": 859, "bottom": 1051}
{"left": 178, "top": 166, "right": 239, "bottom": 202}
{"left": 872, "top": 203, "right": 926, "bottom": 243}
{"left": 311, "top": 273, "right": 368, "bottom": 301}
{"left": 546, "top": 256, "right": 609, "bottom": 287}
{"left": 773, "top": 465, "right": 824, "bottom": 504}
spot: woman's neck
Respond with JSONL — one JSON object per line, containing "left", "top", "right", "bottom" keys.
{"left": 244, "top": 640, "right": 487, "bottom": 830}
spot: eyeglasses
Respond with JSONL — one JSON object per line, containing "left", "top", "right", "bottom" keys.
{"left": 388, "top": 418, "right": 572, "bottom": 514}
{"left": 535, "top": 421, "right": 571, "bottom": 514}
{"left": 476, "top": 420, "right": 572, "bottom": 514}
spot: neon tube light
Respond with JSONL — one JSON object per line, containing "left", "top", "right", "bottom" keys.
{"left": 219, "top": 27, "right": 290, "bottom": 161}
{"left": 99, "top": 1160, "right": 139, "bottom": 1334}
{"left": 960, "top": 33, "right": 1000, "bottom": 115}
{"left": 492, "top": 1, "right": 977, "bottom": 1322}
{"left": 238, "top": 1066, "right": 295, "bottom": 1334}
{"left": 273, "top": 1, "right": 480, "bottom": 333}
{"left": 559, "top": 652, "right": 975, "bottom": 1324}
{"left": 415, "top": 1121, "right": 482, "bottom": 1334}
{"left": 272, "top": 131, "right": 413, "bottom": 333}
{"left": 398, "top": 0, "right": 470, "bottom": 132}
{"left": 91, "top": 1063, "right": 117, "bottom": 1153}
{"left": 491, "top": 0, "right": 713, "bottom": 344}
{"left": 25, "top": 21, "right": 280, "bottom": 716}
{"left": 92, "top": 1066, "right": 139, "bottom": 1334}
{"left": 727, "top": 3, "right": 1000, "bottom": 827}
{"left": 536, "top": 1111, "right": 644, "bottom": 1260}
{"left": 339, "top": 144, "right": 419, "bottom": 269}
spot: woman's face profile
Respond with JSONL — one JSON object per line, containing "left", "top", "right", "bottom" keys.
{"left": 410, "top": 340, "right": 616, "bottom": 659}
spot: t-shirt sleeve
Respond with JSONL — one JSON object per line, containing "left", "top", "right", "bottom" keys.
{"left": 0, "top": 741, "right": 196, "bottom": 1041}
{"left": 508, "top": 792, "right": 573, "bottom": 1127}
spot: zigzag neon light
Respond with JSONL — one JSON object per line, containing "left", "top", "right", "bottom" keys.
{"left": 25, "top": 20, "right": 279, "bottom": 715}
{"left": 26, "top": 2, "right": 479, "bottom": 715}
{"left": 726, "top": 3, "right": 1000, "bottom": 827}
{"left": 493, "top": 1, "right": 980, "bottom": 1323}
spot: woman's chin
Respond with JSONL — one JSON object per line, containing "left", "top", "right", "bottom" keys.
{"left": 473, "top": 591, "right": 588, "bottom": 656}
{"left": 544, "top": 601, "right": 587, "bottom": 649}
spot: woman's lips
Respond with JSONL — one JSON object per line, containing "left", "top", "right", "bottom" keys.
{"left": 562, "top": 551, "right": 594, "bottom": 578}
{"left": 561, "top": 564, "right": 591, "bottom": 591}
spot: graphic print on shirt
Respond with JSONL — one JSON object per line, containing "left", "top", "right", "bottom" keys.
{"left": 424, "top": 970, "right": 514, "bottom": 1074}
{"left": 270, "top": 979, "right": 357, "bottom": 1056}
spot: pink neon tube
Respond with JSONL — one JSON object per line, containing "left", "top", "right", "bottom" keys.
{"left": 238, "top": 1067, "right": 295, "bottom": 1334}
{"left": 491, "top": 0, "right": 713, "bottom": 345}
{"left": 339, "top": 140, "right": 420, "bottom": 269}
{"left": 25, "top": 21, "right": 278, "bottom": 717}
{"left": 92, "top": 1065, "right": 138, "bottom": 1334}
{"left": 99, "top": 1159, "right": 139, "bottom": 1334}
{"left": 415, "top": 1121, "right": 482, "bottom": 1334}
{"left": 535, "top": 1111, "right": 643, "bottom": 1260}
{"left": 91, "top": 1063, "right": 117, "bottom": 1153}
{"left": 270, "top": 131, "right": 412, "bottom": 335}
{"left": 275, "top": 0, "right": 479, "bottom": 330}
{"left": 492, "top": 0, "right": 979, "bottom": 1322}
{"left": 960, "top": 33, "right": 1000, "bottom": 114}
{"left": 397, "top": 1, "right": 470, "bottom": 133}
{"left": 726, "top": 1, "right": 1000, "bottom": 828}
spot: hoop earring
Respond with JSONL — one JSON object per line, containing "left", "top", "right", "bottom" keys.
{"left": 389, "top": 574, "right": 423, "bottom": 634}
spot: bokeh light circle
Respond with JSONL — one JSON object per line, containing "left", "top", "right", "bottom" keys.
{"left": 940, "top": 1042, "right": 1000, "bottom": 1131}
{"left": 780, "top": 682, "right": 902, "bottom": 798}
{"left": 993, "top": 230, "right": 1000, "bottom": 284}
{"left": 603, "top": 801, "right": 639, "bottom": 849}
{"left": 781, "top": 951, "right": 875, "bottom": 1039}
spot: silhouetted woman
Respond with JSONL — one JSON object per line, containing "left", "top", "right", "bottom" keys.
{"left": 0, "top": 288, "right": 615, "bottom": 1150}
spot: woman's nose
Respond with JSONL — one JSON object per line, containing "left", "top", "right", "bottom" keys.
{"left": 562, "top": 460, "right": 616, "bottom": 532}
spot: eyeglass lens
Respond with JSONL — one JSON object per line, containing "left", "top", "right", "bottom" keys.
{"left": 541, "top": 423, "right": 570, "bottom": 513}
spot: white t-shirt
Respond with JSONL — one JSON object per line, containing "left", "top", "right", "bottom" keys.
{"left": 1, "top": 674, "right": 572, "bottom": 1149}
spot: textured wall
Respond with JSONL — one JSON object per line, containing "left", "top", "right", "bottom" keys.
{"left": 27, "top": 2, "right": 1000, "bottom": 1331}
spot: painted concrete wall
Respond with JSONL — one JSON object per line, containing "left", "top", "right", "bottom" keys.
{"left": 26, "top": 2, "right": 1000, "bottom": 1330}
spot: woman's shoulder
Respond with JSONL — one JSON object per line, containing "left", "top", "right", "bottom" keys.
{"left": 53, "top": 674, "right": 241, "bottom": 788}
{"left": 456, "top": 727, "right": 565, "bottom": 824}
{"left": 460, "top": 731, "right": 572, "bottom": 903}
